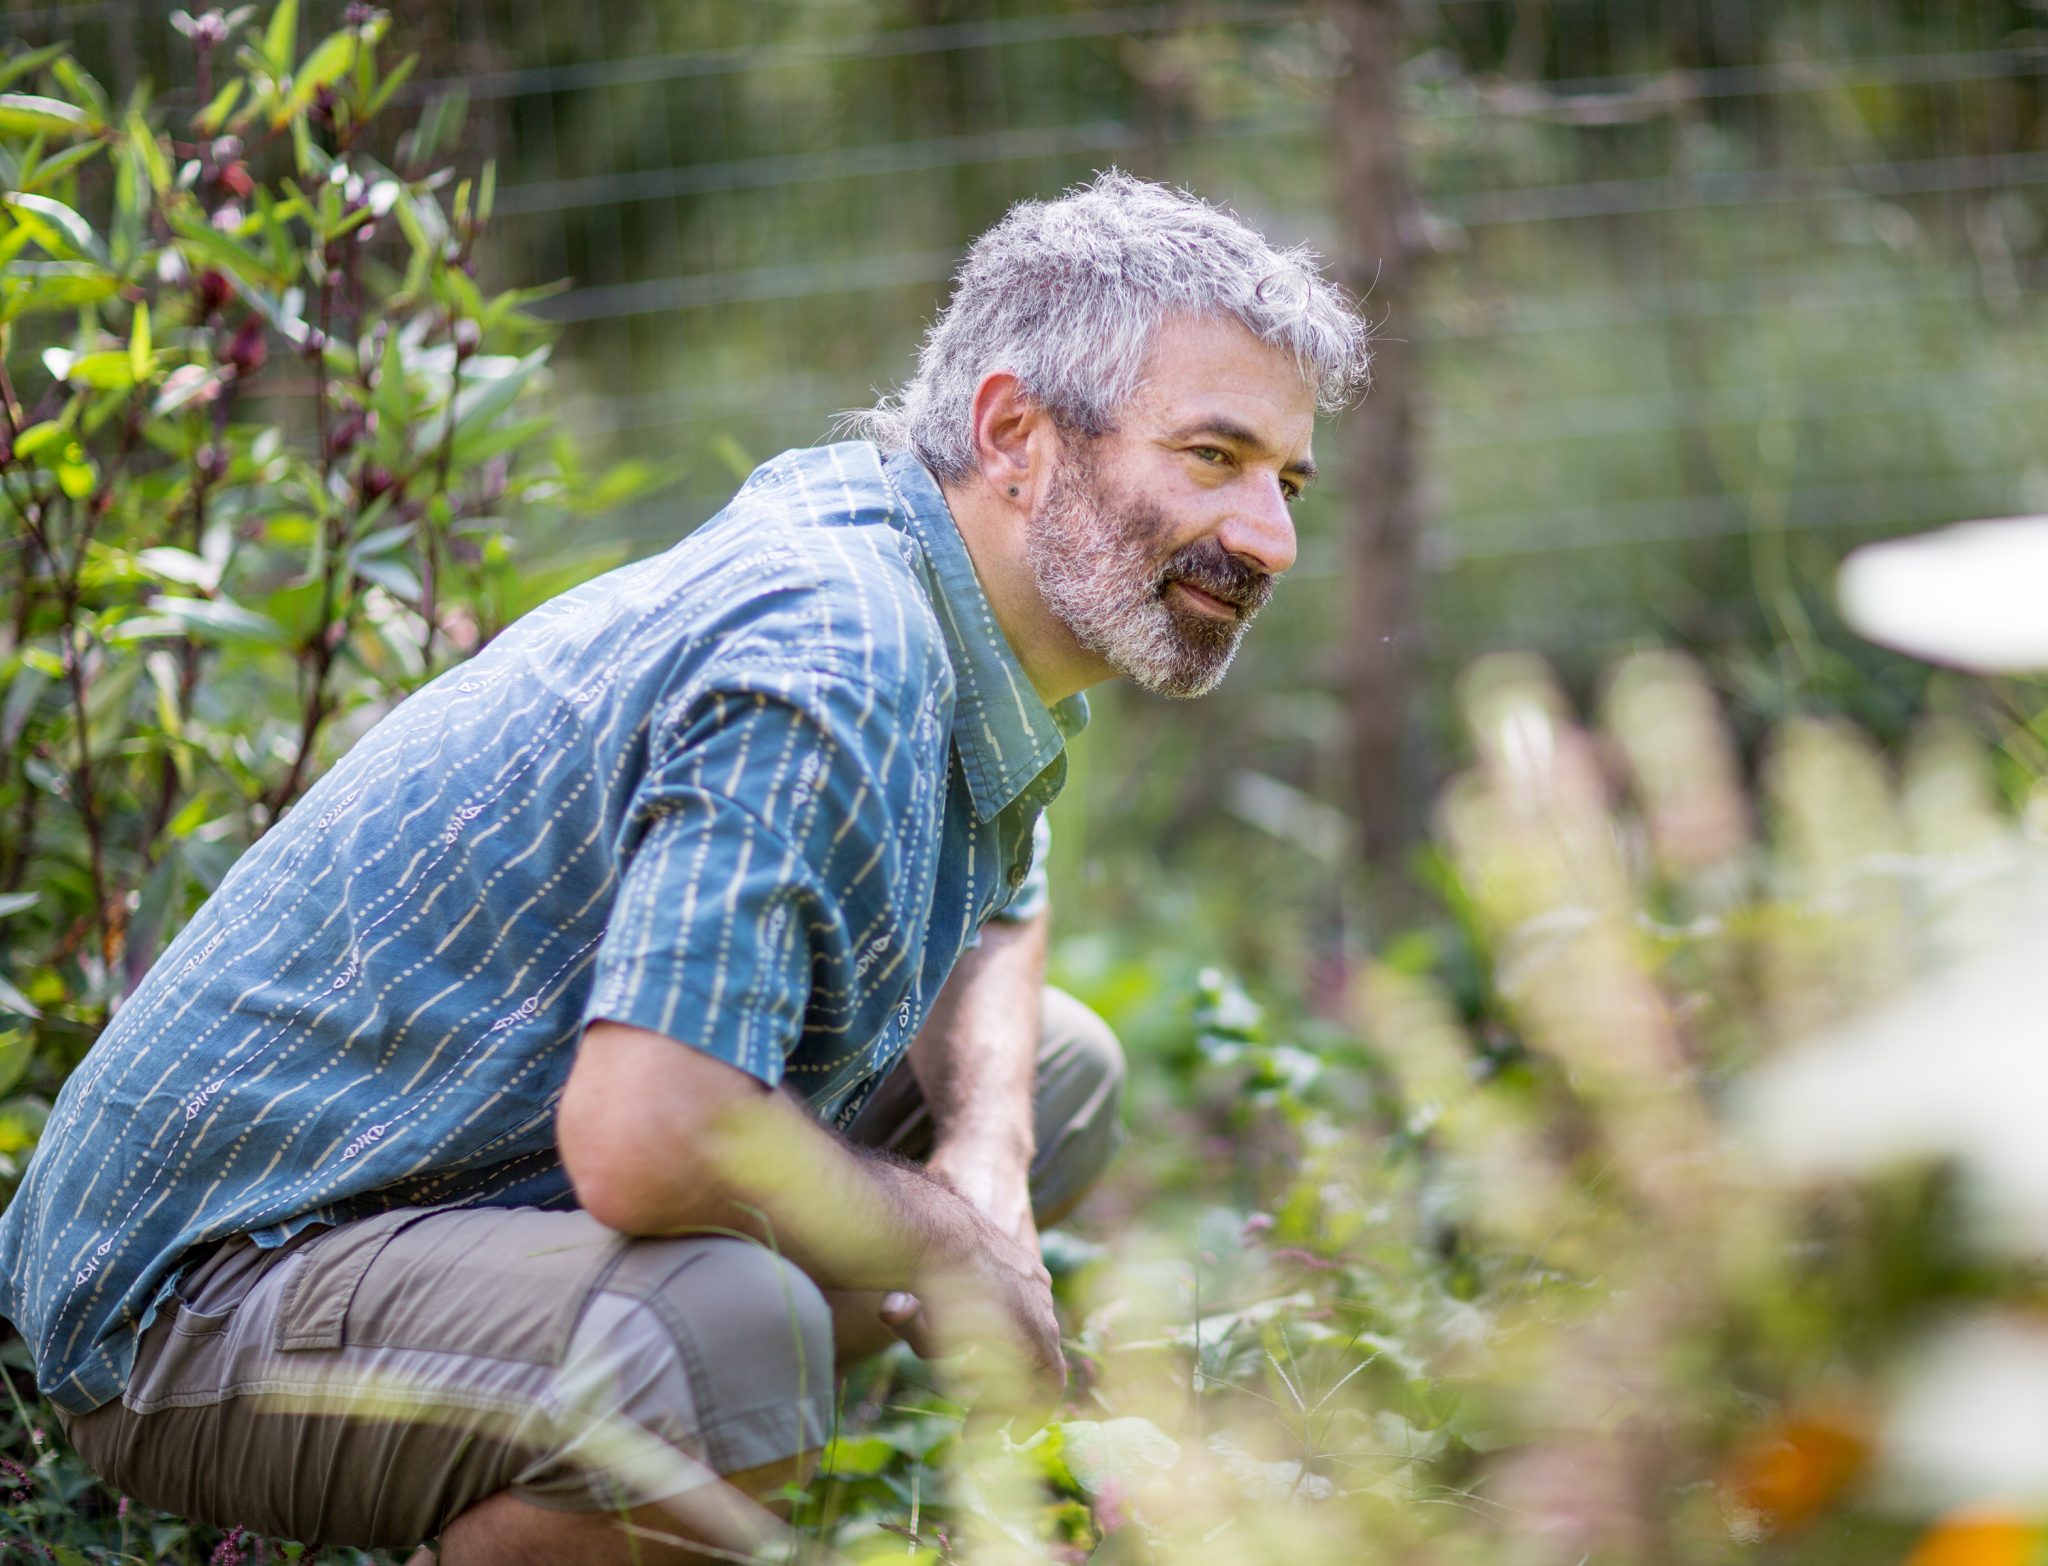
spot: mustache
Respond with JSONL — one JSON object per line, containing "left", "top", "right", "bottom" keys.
{"left": 1157, "top": 538, "right": 1275, "bottom": 616}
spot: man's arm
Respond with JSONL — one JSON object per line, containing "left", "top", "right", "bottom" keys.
{"left": 556, "top": 1020, "right": 1062, "bottom": 1391}
{"left": 911, "top": 908, "right": 1047, "bottom": 1245}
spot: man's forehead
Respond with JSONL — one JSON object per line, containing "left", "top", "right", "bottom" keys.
{"left": 1132, "top": 315, "right": 1318, "bottom": 451}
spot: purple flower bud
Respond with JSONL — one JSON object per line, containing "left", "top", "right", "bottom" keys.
{"left": 224, "top": 316, "right": 268, "bottom": 375}
{"left": 195, "top": 268, "right": 234, "bottom": 314}
{"left": 451, "top": 318, "right": 482, "bottom": 359}
{"left": 327, "top": 410, "right": 368, "bottom": 459}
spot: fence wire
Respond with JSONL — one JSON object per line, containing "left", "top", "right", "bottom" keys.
{"left": 13, "top": 0, "right": 2046, "bottom": 711}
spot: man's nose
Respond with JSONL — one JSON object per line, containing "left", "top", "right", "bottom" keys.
{"left": 1219, "top": 476, "right": 1298, "bottom": 576}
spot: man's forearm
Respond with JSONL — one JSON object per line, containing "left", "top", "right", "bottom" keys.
{"left": 561, "top": 1022, "right": 990, "bottom": 1293}
{"left": 559, "top": 1019, "right": 1064, "bottom": 1392}
{"left": 911, "top": 910, "right": 1046, "bottom": 1221}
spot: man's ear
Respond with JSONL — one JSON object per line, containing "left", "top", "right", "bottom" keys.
{"left": 967, "top": 371, "right": 1054, "bottom": 512}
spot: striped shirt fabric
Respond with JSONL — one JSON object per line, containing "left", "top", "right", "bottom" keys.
{"left": 0, "top": 443, "right": 1086, "bottom": 1416}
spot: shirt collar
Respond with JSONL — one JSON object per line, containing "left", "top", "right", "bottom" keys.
{"left": 882, "top": 450, "right": 1090, "bottom": 823}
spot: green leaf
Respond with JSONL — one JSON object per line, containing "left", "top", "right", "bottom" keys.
{"left": 165, "top": 795, "right": 212, "bottom": 838}
{"left": 1, "top": 660, "right": 51, "bottom": 749}
{"left": 286, "top": 30, "right": 359, "bottom": 119}
{"left": 1, "top": 190, "right": 107, "bottom": 263}
{"left": 18, "top": 645, "right": 64, "bottom": 681}
{"left": 129, "top": 298, "right": 151, "bottom": 382}
{"left": 64, "top": 350, "right": 138, "bottom": 391}
{"left": 56, "top": 457, "right": 95, "bottom": 497}
{"left": 450, "top": 414, "right": 552, "bottom": 470}
{"left": 167, "top": 201, "right": 280, "bottom": 286}
{"left": 0, "top": 258, "right": 118, "bottom": 318}
{"left": 0, "top": 1029, "right": 31, "bottom": 1100}
{"left": 0, "top": 92, "right": 98, "bottom": 137}
{"left": 581, "top": 457, "right": 676, "bottom": 514}
{"left": 0, "top": 44, "right": 68, "bottom": 95}
{"left": 107, "top": 595, "right": 283, "bottom": 646}
{"left": 354, "top": 554, "right": 421, "bottom": 602}
{"left": 350, "top": 521, "right": 414, "bottom": 559}
{"left": 0, "top": 1096, "right": 49, "bottom": 1157}
{"left": 0, "top": 970, "right": 41, "bottom": 1021}
{"left": 195, "top": 77, "right": 245, "bottom": 135}
{"left": 128, "top": 843, "right": 187, "bottom": 972}
{"left": 136, "top": 546, "right": 222, "bottom": 590}
{"left": 818, "top": 1434, "right": 900, "bottom": 1477}
{"left": 1057, "top": 1418, "right": 1183, "bottom": 1495}
{"left": 48, "top": 56, "right": 109, "bottom": 121}
{"left": 264, "top": 0, "right": 300, "bottom": 75}
{"left": 12, "top": 419, "right": 66, "bottom": 459}
{"left": 23, "top": 136, "right": 104, "bottom": 190}
{"left": 363, "top": 53, "right": 418, "bottom": 121}
{"left": 127, "top": 110, "right": 170, "bottom": 192}
{"left": 417, "top": 348, "right": 548, "bottom": 453}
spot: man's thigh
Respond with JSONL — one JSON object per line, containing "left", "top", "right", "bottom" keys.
{"left": 848, "top": 983, "right": 1126, "bottom": 1221}
{"left": 62, "top": 1207, "right": 833, "bottom": 1551}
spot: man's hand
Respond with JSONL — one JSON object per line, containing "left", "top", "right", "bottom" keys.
{"left": 878, "top": 1202, "right": 1064, "bottom": 1414}
{"left": 882, "top": 907, "right": 1059, "bottom": 1406}
{"left": 558, "top": 1020, "right": 1062, "bottom": 1416}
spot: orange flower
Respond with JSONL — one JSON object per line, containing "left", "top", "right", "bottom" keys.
{"left": 1903, "top": 1508, "right": 2045, "bottom": 1566}
{"left": 1724, "top": 1411, "right": 1870, "bottom": 1531}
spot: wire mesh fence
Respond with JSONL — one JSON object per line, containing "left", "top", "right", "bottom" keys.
{"left": 10, "top": 0, "right": 2046, "bottom": 849}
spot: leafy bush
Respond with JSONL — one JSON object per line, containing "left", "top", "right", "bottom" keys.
{"left": 0, "top": 3, "right": 657, "bottom": 1197}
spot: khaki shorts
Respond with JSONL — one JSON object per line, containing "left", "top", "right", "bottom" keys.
{"left": 59, "top": 989, "right": 1123, "bottom": 1551}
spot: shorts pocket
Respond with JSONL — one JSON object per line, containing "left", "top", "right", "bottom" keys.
{"left": 274, "top": 1206, "right": 621, "bottom": 1367}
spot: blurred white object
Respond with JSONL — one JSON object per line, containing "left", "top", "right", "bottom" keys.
{"left": 1838, "top": 515, "right": 2048, "bottom": 673}
{"left": 1876, "top": 1315, "right": 2048, "bottom": 1509}
{"left": 1736, "top": 863, "right": 2048, "bottom": 1252}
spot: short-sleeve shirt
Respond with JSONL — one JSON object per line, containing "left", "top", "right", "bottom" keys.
{"left": 0, "top": 443, "right": 1087, "bottom": 1416}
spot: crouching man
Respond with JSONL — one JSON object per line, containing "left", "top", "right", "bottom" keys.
{"left": 0, "top": 171, "right": 1367, "bottom": 1563}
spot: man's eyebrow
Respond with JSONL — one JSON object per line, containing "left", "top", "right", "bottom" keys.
{"left": 1166, "top": 417, "right": 1318, "bottom": 483}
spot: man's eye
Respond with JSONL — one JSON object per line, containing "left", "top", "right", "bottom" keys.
{"left": 1192, "top": 446, "right": 1229, "bottom": 466}
{"left": 1281, "top": 483, "right": 1303, "bottom": 504}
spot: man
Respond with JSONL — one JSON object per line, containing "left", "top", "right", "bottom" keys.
{"left": 0, "top": 171, "right": 1368, "bottom": 1562}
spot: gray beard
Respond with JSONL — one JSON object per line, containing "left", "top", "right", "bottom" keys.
{"left": 1023, "top": 450, "right": 1268, "bottom": 700}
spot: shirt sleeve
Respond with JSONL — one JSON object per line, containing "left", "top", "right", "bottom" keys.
{"left": 989, "top": 810, "right": 1052, "bottom": 924}
{"left": 582, "top": 658, "right": 923, "bottom": 1088}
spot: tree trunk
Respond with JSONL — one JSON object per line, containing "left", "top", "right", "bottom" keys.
{"left": 1330, "top": 0, "right": 1425, "bottom": 870}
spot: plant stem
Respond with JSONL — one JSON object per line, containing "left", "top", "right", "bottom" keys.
{"left": 268, "top": 265, "right": 345, "bottom": 823}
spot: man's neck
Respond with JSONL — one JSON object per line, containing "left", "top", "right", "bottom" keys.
{"left": 938, "top": 476, "right": 1105, "bottom": 707}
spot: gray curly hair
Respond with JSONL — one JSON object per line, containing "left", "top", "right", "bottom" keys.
{"left": 850, "top": 170, "right": 1371, "bottom": 481}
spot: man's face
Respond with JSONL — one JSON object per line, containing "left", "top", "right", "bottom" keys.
{"left": 1023, "top": 315, "right": 1316, "bottom": 700}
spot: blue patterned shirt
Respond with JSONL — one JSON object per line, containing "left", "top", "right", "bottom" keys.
{"left": 0, "top": 443, "right": 1086, "bottom": 1415}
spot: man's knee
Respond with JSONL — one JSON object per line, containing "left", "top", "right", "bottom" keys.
{"left": 590, "top": 1236, "right": 834, "bottom": 1477}
{"left": 1033, "top": 988, "right": 1127, "bottom": 1221}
